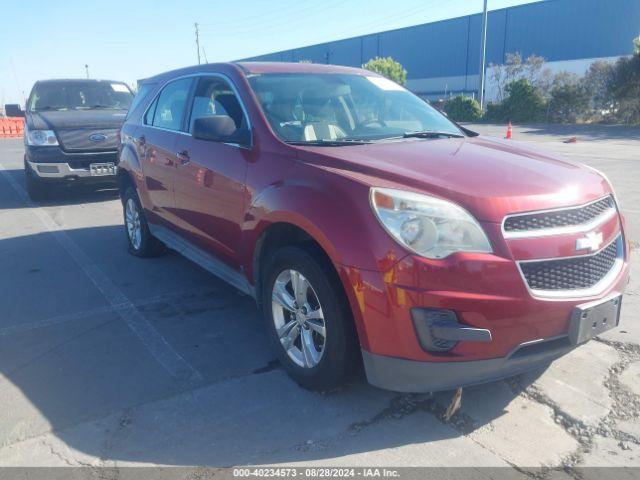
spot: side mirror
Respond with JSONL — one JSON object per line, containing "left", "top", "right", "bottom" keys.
{"left": 193, "top": 115, "right": 251, "bottom": 146}
{"left": 4, "top": 104, "right": 25, "bottom": 118}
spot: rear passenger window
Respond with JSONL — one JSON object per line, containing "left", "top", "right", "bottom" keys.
{"left": 151, "top": 78, "right": 192, "bottom": 131}
{"left": 188, "top": 77, "right": 247, "bottom": 133}
{"left": 144, "top": 97, "right": 158, "bottom": 125}
{"left": 127, "top": 82, "right": 156, "bottom": 120}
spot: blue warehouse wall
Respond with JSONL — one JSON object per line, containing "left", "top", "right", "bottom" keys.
{"left": 241, "top": 0, "right": 640, "bottom": 96}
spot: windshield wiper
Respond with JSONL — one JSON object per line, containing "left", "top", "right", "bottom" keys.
{"left": 403, "top": 130, "right": 465, "bottom": 139}
{"left": 285, "top": 139, "right": 372, "bottom": 146}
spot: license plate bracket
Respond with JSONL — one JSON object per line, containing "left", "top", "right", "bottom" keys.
{"left": 569, "top": 294, "right": 622, "bottom": 345}
{"left": 90, "top": 162, "right": 116, "bottom": 176}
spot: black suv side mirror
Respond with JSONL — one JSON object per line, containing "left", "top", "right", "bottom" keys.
{"left": 4, "top": 104, "right": 25, "bottom": 118}
{"left": 193, "top": 115, "right": 251, "bottom": 146}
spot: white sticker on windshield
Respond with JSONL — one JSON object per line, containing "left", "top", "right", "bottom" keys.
{"left": 365, "top": 76, "right": 405, "bottom": 91}
{"left": 111, "top": 83, "right": 130, "bottom": 93}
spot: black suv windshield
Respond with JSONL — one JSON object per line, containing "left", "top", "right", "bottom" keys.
{"left": 29, "top": 81, "right": 133, "bottom": 112}
{"left": 247, "top": 73, "right": 461, "bottom": 144}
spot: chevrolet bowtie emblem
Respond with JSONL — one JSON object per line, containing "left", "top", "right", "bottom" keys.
{"left": 576, "top": 231, "right": 603, "bottom": 252}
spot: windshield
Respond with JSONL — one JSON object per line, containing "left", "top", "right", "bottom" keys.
{"left": 247, "top": 73, "right": 461, "bottom": 143}
{"left": 28, "top": 81, "right": 133, "bottom": 112}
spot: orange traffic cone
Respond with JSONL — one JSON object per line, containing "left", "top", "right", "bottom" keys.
{"left": 505, "top": 122, "right": 512, "bottom": 139}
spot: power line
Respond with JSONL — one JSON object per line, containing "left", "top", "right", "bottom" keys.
{"left": 312, "top": 0, "right": 451, "bottom": 44}
{"left": 226, "top": 0, "right": 451, "bottom": 59}
{"left": 198, "top": 0, "right": 348, "bottom": 37}
{"left": 197, "top": 0, "right": 318, "bottom": 30}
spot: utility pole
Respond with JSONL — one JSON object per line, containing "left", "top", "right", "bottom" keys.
{"left": 85, "top": 64, "right": 90, "bottom": 79}
{"left": 195, "top": 23, "right": 201, "bottom": 65}
{"left": 478, "top": 0, "right": 488, "bottom": 110}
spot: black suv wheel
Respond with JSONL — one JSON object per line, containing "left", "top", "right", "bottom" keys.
{"left": 25, "top": 164, "right": 50, "bottom": 201}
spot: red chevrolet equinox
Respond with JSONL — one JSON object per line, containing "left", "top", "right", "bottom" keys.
{"left": 117, "top": 62, "right": 629, "bottom": 392}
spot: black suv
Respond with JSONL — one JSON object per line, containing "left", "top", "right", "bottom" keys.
{"left": 13, "top": 79, "right": 133, "bottom": 199}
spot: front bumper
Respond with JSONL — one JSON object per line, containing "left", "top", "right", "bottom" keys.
{"left": 342, "top": 225, "right": 630, "bottom": 392}
{"left": 363, "top": 335, "right": 574, "bottom": 392}
{"left": 27, "top": 160, "right": 116, "bottom": 180}
{"left": 25, "top": 146, "right": 117, "bottom": 183}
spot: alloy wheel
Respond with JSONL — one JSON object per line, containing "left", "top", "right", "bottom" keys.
{"left": 125, "top": 198, "right": 142, "bottom": 250}
{"left": 271, "top": 269, "right": 327, "bottom": 368}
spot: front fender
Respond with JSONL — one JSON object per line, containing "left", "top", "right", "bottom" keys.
{"left": 242, "top": 176, "right": 406, "bottom": 276}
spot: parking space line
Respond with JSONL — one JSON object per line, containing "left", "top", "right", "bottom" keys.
{"left": 0, "top": 304, "right": 120, "bottom": 337}
{"left": 0, "top": 287, "right": 220, "bottom": 337}
{"left": 0, "top": 165, "right": 204, "bottom": 384}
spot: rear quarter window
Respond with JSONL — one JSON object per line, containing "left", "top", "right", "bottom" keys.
{"left": 126, "top": 82, "right": 156, "bottom": 120}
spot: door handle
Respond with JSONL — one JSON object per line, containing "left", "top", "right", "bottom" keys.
{"left": 176, "top": 150, "right": 190, "bottom": 166}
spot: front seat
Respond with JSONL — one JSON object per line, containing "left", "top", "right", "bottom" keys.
{"left": 301, "top": 91, "right": 345, "bottom": 141}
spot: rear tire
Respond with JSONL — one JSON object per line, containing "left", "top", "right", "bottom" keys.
{"left": 25, "top": 165, "right": 50, "bottom": 201}
{"left": 261, "top": 246, "right": 358, "bottom": 390}
{"left": 122, "top": 186, "right": 165, "bottom": 257}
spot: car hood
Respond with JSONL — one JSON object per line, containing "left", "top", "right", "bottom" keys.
{"left": 27, "top": 109, "right": 127, "bottom": 131}
{"left": 295, "top": 136, "right": 611, "bottom": 223}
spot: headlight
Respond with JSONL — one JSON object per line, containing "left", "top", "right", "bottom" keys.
{"left": 370, "top": 187, "right": 492, "bottom": 259}
{"left": 26, "top": 128, "right": 58, "bottom": 146}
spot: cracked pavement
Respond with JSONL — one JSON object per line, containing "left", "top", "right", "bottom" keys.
{"left": 0, "top": 124, "right": 639, "bottom": 472}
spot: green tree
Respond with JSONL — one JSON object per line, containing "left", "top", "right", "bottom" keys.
{"left": 443, "top": 95, "right": 482, "bottom": 122}
{"left": 582, "top": 60, "right": 616, "bottom": 115}
{"left": 548, "top": 73, "right": 589, "bottom": 123}
{"left": 610, "top": 52, "right": 640, "bottom": 124}
{"left": 484, "top": 79, "right": 545, "bottom": 122}
{"left": 489, "top": 52, "right": 552, "bottom": 101}
{"left": 362, "top": 57, "right": 407, "bottom": 85}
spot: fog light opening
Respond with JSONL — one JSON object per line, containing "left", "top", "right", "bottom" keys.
{"left": 411, "top": 308, "right": 459, "bottom": 352}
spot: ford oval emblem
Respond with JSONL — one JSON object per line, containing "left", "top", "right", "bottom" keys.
{"left": 89, "top": 133, "right": 108, "bottom": 142}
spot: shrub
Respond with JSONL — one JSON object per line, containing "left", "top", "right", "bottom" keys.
{"left": 443, "top": 95, "right": 482, "bottom": 121}
{"left": 483, "top": 79, "right": 545, "bottom": 122}
{"left": 548, "top": 73, "right": 589, "bottom": 123}
{"left": 362, "top": 57, "right": 407, "bottom": 85}
{"left": 483, "top": 102, "right": 505, "bottom": 122}
{"left": 610, "top": 51, "right": 640, "bottom": 124}
{"left": 582, "top": 60, "right": 616, "bottom": 116}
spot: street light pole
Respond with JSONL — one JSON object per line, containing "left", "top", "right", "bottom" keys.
{"left": 85, "top": 64, "right": 90, "bottom": 79}
{"left": 478, "top": 0, "right": 488, "bottom": 110}
{"left": 195, "top": 22, "right": 201, "bottom": 65}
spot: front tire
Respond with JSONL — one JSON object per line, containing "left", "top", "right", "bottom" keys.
{"left": 25, "top": 165, "right": 50, "bottom": 201}
{"left": 262, "top": 246, "right": 358, "bottom": 390}
{"left": 122, "top": 187, "right": 165, "bottom": 257}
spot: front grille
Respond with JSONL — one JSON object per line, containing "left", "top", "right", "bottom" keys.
{"left": 57, "top": 129, "right": 119, "bottom": 152}
{"left": 519, "top": 238, "right": 619, "bottom": 292}
{"left": 504, "top": 196, "right": 615, "bottom": 233}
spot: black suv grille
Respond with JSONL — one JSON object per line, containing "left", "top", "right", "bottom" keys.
{"left": 520, "top": 238, "right": 619, "bottom": 291}
{"left": 504, "top": 196, "right": 615, "bottom": 233}
{"left": 57, "top": 129, "right": 119, "bottom": 152}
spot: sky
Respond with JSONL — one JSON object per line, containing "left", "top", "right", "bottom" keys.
{"left": 0, "top": 0, "right": 545, "bottom": 105}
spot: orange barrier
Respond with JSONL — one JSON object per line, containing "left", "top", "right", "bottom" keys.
{"left": 0, "top": 117, "right": 25, "bottom": 138}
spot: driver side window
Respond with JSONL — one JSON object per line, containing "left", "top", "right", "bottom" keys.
{"left": 189, "top": 77, "right": 247, "bottom": 134}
